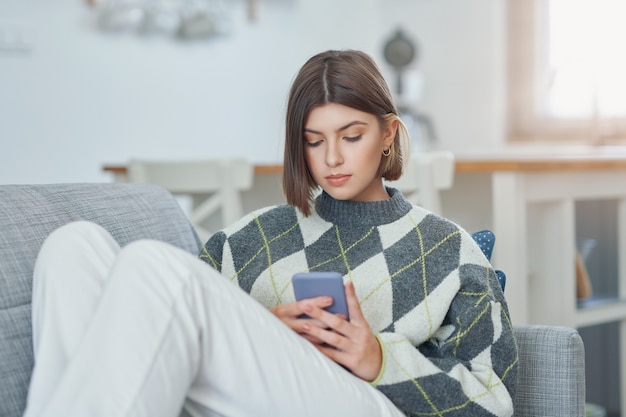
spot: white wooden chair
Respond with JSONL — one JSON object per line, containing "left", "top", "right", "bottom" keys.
{"left": 127, "top": 158, "right": 254, "bottom": 240}
{"left": 387, "top": 151, "right": 455, "bottom": 214}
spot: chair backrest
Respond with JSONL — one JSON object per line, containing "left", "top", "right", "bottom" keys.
{"left": 386, "top": 151, "right": 455, "bottom": 214}
{"left": 127, "top": 158, "right": 253, "bottom": 193}
{"left": 127, "top": 158, "right": 254, "bottom": 238}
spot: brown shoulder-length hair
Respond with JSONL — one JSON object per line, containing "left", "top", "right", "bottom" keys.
{"left": 282, "top": 49, "right": 410, "bottom": 216}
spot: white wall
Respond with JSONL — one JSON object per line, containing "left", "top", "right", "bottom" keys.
{"left": 0, "top": 0, "right": 506, "bottom": 185}
{"left": 381, "top": 0, "right": 507, "bottom": 151}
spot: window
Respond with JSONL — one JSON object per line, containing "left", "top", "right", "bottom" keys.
{"left": 508, "top": 0, "right": 626, "bottom": 143}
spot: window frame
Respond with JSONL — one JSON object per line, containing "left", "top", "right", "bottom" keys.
{"left": 507, "top": 0, "right": 626, "bottom": 144}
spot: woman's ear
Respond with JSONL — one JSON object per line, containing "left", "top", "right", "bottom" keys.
{"left": 383, "top": 117, "right": 399, "bottom": 148}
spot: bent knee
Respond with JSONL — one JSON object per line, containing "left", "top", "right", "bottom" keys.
{"left": 44, "top": 220, "right": 107, "bottom": 245}
{"left": 113, "top": 239, "right": 202, "bottom": 294}
{"left": 115, "top": 239, "right": 215, "bottom": 291}
{"left": 116, "top": 239, "right": 185, "bottom": 277}
{"left": 37, "top": 221, "right": 113, "bottom": 265}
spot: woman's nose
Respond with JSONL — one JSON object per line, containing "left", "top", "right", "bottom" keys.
{"left": 325, "top": 142, "right": 344, "bottom": 168}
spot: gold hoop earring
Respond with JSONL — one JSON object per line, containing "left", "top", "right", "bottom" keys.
{"left": 382, "top": 148, "right": 391, "bottom": 157}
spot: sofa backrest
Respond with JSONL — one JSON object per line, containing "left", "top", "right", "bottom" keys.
{"left": 0, "top": 183, "right": 201, "bottom": 417}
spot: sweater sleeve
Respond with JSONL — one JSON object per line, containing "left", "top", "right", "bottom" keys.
{"left": 197, "top": 231, "right": 227, "bottom": 272}
{"left": 372, "top": 232, "right": 518, "bottom": 417}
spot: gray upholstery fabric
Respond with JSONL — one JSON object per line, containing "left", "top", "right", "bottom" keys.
{"left": 513, "top": 325, "right": 586, "bottom": 417}
{"left": 0, "top": 183, "right": 201, "bottom": 417}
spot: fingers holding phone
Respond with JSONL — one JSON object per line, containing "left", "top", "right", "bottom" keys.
{"left": 292, "top": 272, "right": 382, "bottom": 382}
{"left": 290, "top": 271, "right": 349, "bottom": 344}
{"left": 269, "top": 293, "right": 333, "bottom": 345}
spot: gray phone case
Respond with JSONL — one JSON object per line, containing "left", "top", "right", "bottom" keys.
{"left": 292, "top": 271, "right": 349, "bottom": 320}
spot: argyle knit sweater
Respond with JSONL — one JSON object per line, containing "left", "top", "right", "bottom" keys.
{"left": 198, "top": 188, "right": 518, "bottom": 416}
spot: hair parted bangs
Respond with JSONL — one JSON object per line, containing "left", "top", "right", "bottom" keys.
{"left": 282, "top": 50, "right": 410, "bottom": 216}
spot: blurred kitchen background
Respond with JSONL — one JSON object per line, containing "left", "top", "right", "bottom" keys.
{"left": 0, "top": 0, "right": 509, "bottom": 184}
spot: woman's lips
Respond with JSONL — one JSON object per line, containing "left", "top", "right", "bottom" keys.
{"left": 325, "top": 174, "right": 351, "bottom": 186}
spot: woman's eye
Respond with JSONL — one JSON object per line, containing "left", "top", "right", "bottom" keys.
{"left": 306, "top": 140, "right": 322, "bottom": 148}
{"left": 344, "top": 135, "right": 362, "bottom": 142}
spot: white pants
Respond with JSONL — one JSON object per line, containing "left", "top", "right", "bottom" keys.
{"left": 23, "top": 221, "right": 405, "bottom": 417}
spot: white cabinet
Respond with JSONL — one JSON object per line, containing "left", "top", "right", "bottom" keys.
{"left": 452, "top": 147, "right": 626, "bottom": 415}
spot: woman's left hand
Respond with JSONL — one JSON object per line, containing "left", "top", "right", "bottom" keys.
{"left": 301, "top": 280, "right": 382, "bottom": 382}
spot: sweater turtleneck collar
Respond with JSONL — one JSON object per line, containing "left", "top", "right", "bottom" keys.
{"left": 313, "top": 187, "right": 413, "bottom": 227}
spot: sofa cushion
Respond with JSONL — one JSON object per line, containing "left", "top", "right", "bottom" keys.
{"left": 0, "top": 183, "right": 201, "bottom": 417}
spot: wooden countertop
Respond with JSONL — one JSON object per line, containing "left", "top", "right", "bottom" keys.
{"left": 454, "top": 157, "right": 626, "bottom": 172}
{"left": 450, "top": 145, "right": 626, "bottom": 172}
{"left": 103, "top": 146, "right": 626, "bottom": 175}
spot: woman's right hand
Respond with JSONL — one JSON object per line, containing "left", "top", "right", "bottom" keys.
{"left": 270, "top": 297, "right": 339, "bottom": 345}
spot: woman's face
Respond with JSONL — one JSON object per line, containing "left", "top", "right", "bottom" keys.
{"left": 303, "top": 103, "right": 395, "bottom": 203}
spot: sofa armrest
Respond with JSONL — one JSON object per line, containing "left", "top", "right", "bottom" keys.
{"left": 513, "top": 325, "right": 586, "bottom": 417}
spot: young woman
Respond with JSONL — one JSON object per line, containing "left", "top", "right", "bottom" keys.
{"left": 24, "top": 50, "right": 518, "bottom": 417}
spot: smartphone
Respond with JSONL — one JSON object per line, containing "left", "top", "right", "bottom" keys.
{"left": 292, "top": 271, "right": 349, "bottom": 320}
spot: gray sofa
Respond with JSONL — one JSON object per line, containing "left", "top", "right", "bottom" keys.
{"left": 0, "top": 183, "right": 585, "bottom": 417}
